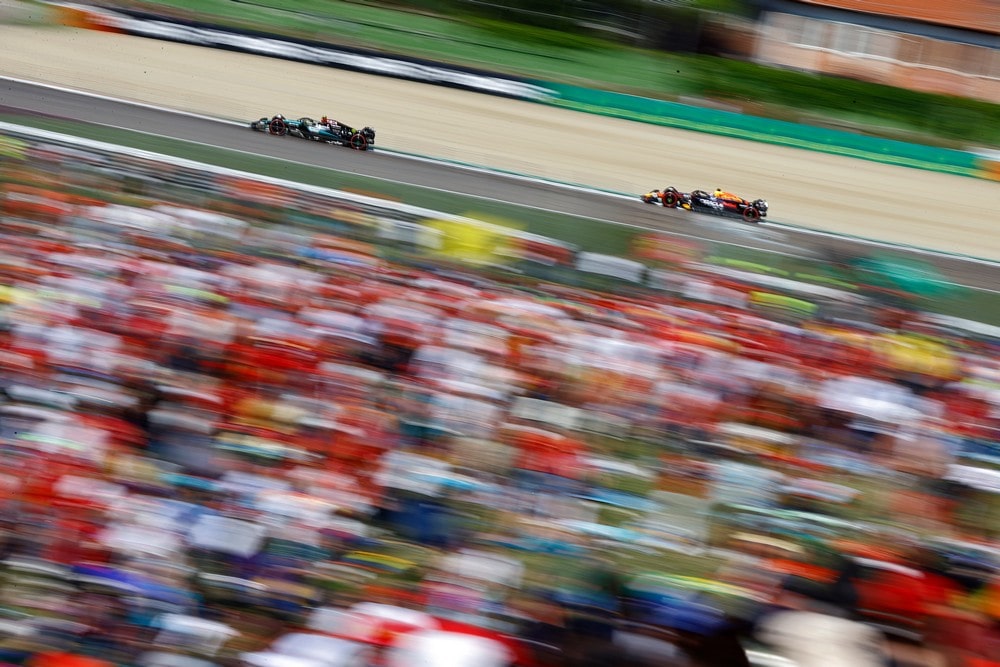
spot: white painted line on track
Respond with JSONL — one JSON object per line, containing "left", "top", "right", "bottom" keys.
{"left": 4, "top": 76, "right": 1000, "bottom": 271}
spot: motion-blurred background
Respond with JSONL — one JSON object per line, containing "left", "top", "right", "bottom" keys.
{"left": 1, "top": 1, "right": 1000, "bottom": 666}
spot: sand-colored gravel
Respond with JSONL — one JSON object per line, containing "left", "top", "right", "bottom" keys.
{"left": 1, "top": 25, "right": 998, "bottom": 259}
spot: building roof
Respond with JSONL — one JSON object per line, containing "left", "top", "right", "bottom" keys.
{"left": 796, "top": 0, "right": 1000, "bottom": 35}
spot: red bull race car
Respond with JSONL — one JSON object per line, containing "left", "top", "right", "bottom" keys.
{"left": 642, "top": 186, "right": 768, "bottom": 223}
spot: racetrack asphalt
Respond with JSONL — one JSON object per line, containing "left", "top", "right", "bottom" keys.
{"left": 2, "top": 76, "right": 999, "bottom": 295}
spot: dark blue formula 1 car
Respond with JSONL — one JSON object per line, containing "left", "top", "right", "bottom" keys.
{"left": 642, "top": 186, "right": 768, "bottom": 223}
{"left": 250, "top": 114, "right": 376, "bottom": 151}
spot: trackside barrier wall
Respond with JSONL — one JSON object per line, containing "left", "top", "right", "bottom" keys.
{"left": 535, "top": 83, "right": 983, "bottom": 177}
{"left": 46, "top": 2, "right": 996, "bottom": 180}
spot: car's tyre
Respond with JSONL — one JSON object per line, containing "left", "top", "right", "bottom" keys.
{"left": 268, "top": 117, "right": 288, "bottom": 136}
{"left": 743, "top": 206, "right": 762, "bottom": 223}
{"left": 349, "top": 132, "right": 369, "bottom": 151}
{"left": 662, "top": 192, "right": 679, "bottom": 208}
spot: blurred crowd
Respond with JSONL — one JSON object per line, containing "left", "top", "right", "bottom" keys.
{"left": 1, "top": 146, "right": 1000, "bottom": 667}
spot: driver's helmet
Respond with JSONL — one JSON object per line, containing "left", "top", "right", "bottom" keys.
{"left": 321, "top": 116, "right": 328, "bottom": 124}
{"left": 714, "top": 188, "right": 724, "bottom": 197}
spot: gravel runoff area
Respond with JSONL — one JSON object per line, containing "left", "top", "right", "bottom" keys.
{"left": 0, "top": 25, "right": 999, "bottom": 260}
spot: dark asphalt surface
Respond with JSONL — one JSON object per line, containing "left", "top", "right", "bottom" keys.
{"left": 2, "top": 78, "right": 998, "bottom": 292}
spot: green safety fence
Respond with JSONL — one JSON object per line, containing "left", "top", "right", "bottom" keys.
{"left": 535, "top": 82, "right": 985, "bottom": 178}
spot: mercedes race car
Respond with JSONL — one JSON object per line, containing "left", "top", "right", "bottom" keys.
{"left": 250, "top": 114, "right": 376, "bottom": 151}
{"left": 642, "top": 186, "right": 768, "bottom": 223}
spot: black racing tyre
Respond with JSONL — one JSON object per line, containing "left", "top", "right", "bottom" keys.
{"left": 268, "top": 118, "right": 288, "bottom": 136}
{"left": 662, "top": 191, "right": 679, "bottom": 208}
{"left": 743, "top": 206, "right": 762, "bottom": 223}
{"left": 349, "top": 132, "right": 369, "bottom": 151}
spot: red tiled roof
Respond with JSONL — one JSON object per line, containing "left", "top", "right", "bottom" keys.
{"left": 797, "top": 0, "right": 1000, "bottom": 35}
